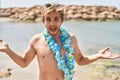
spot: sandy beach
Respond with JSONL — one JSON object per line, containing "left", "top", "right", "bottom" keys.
{"left": 0, "top": 17, "right": 15, "bottom": 22}
{"left": 0, "top": 57, "right": 39, "bottom": 80}
{"left": 0, "top": 59, "right": 120, "bottom": 80}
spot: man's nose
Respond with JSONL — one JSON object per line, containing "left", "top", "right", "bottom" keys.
{"left": 50, "top": 21, "right": 56, "bottom": 25}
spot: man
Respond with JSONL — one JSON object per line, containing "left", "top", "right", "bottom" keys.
{"left": 0, "top": 3, "right": 120, "bottom": 80}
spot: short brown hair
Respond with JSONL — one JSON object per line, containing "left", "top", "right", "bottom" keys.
{"left": 41, "top": 3, "right": 65, "bottom": 22}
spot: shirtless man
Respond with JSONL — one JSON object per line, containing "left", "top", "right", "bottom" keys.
{"left": 0, "top": 3, "right": 120, "bottom": 80}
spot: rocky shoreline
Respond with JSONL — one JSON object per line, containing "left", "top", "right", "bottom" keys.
{"left": 0, "top": 4, "right": 120, "bottom": 21}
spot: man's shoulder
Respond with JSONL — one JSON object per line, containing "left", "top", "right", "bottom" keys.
{"left": 69, "top": 33, "right": 76, "bottom": 38}
{"left": 30, "top": 33, "right": 43, "bottom": 43}
{"left": 69, "top": 32, "right": 78, "bottom": 44}
{"left": 33, "top": 33, "right": 42, "bottom": 39}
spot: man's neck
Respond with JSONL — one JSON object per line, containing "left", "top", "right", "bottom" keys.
{"left": 52, "top": 34, "right": 60, "bottom": 42}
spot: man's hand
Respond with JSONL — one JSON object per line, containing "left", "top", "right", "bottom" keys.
{"left": 98, "top": 47, "right": 120, "bottom": 59}
{"left": 0, "top": 38, "right": 9, "bottom": 53}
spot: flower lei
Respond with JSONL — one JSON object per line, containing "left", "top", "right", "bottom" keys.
{"left": 43, "top": 27, "right": 76, "bottom": 80}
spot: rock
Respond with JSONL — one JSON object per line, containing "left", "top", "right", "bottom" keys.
{"left": 1, "top": 5, "right": 120, "bottom": 21}
{"left": 0, "top": 68, "right": 12, "bottom": 78}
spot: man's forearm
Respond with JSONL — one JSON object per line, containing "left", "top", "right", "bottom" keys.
{"left": 78, "top": 54, "right": 101, "bottom": 65}
{"left": 6, "top": 48, "right": 27, "bottom": 68}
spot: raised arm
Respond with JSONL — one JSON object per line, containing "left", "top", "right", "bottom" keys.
{"left": 71, "top": 35, "right": 120, "bottom": 66}
{"left": 0, "top": 36, "right": 37, "bottom": 68}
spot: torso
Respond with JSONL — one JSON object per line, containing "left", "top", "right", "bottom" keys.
{"left": 33, "top": 34, "right": 64, "bottom": 80}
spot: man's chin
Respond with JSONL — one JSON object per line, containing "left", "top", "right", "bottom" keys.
{"left": 49, "top": 31, "right": 57, "bottom": 35}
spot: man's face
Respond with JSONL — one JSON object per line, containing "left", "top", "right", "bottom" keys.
{"left": 43, "top": 11, "right": 63, "bottom": 35}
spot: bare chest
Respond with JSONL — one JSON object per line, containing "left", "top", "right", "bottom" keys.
{"left": 35, "top": 36, "right": 66, "bottom": 59}
{"left": 34, "top": 36, "right": 65, "bottom": 68}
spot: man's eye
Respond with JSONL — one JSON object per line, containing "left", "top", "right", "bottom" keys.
{"left": 46, "top": 18, "right": 51, "bottom": 22}
{"left": 55, "top": 18, "right": 59, "bottom": 21}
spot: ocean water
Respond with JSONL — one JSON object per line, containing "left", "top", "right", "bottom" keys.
{"left": 0, "top": 21, "right": 120, "bottom": 54}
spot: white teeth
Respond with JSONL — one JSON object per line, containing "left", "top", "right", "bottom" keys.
{"left": 50, "top": 28, "right": 56, "bottom": 32}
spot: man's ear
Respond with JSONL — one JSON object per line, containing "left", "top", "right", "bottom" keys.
{"left": 42, "top": 16, "right": 45, "bottom": 23}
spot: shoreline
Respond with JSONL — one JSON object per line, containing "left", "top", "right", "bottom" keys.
{"left": 0, "top": 60, "right": 119, "bottom": 80}
{"left": 75, "top": 60, "right": 120, "bottom": 80}
{"left": 1, "top": 17, "right": 120, "bottom": 23}
{"left": 0, "top": 17, "right": 20, "bottom": 22}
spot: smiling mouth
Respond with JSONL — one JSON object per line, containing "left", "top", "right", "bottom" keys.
{"left": 49, "top": 27, "right": 57, "bottom": 32}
